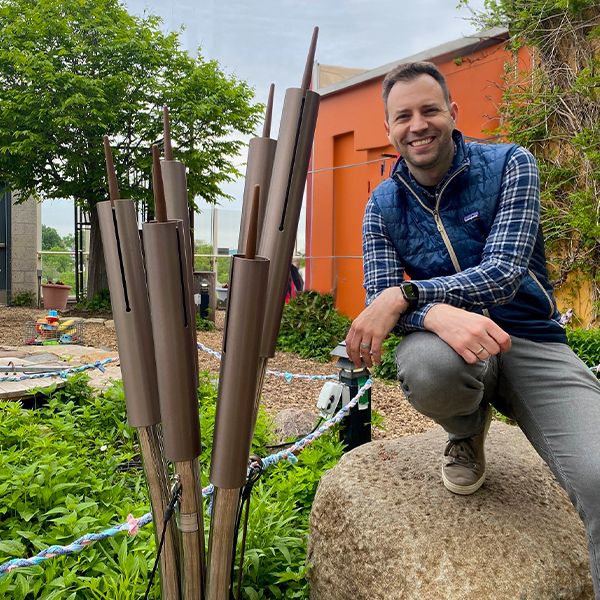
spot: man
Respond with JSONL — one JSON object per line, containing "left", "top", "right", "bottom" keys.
{"left": 345, "top": 61, "right": 600, "bottom": 595}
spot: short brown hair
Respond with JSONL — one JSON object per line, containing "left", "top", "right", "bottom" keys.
{"left": 382, "top": 62, "right": 451, "bottom": 117}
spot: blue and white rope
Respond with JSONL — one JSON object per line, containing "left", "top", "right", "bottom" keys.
{"left": 262, "top": 378, "right": 372, "bottom": 468}
{"left": 0, "top": 358, "right": 117, "bottom": 383}
{"left": 196, "top": 342, "right": 337, "bottom": 382}
{"left": 0, "top": 513, "right": 152, "bottom": 575}
{"left": 0, "top": 378, "right": 372, "bottom": 576}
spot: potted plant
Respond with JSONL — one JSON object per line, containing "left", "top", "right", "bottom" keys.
{"left": 41, "top": 279, "right": 72, "bottom": 311}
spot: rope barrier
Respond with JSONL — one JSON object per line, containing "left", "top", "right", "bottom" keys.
{"left": 0, "top": 378, "right": 372, "bottom": 577}
{"left": 0, "top": 513, "right": 152, "bottom": 575}
{"left": 196, "top": 342, "right": 337, "bottom": 381}
{"left": 261, "top": 379, "right": 372, "bottom": 468}
{"left": 0, "top": 358, "right": 117, "bottom": 383}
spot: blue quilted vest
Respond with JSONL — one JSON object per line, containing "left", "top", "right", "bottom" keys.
{"left": 372, "top": 131, "right": 566, "bottom": 344}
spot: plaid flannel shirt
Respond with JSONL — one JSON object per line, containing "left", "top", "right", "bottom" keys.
{"left": 363, "top": 145, "right": 541, "bottom": 333}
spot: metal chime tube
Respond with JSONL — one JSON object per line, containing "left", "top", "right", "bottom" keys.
{"left": 144, "top": 146, "right": 205, "bottom": 600}
{"left": 97, "top": 137, "right": 181, "bottom": 599}
{"left": 206, "top": 187, "right": 268, "bottom": 600}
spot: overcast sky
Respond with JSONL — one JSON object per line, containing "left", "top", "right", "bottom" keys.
{"left": 42, "top": 0, "right": 487, "bottom": 245}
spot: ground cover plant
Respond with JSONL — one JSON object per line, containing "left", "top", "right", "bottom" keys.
{"left": 0, "top": 374, "right": 343, "bottom": 598}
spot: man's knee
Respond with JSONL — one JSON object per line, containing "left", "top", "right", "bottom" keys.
{"left": 396, "top": 332, "right": 487, "bottom": 419}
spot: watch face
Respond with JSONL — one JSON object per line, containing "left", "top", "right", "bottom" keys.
{"left": 402, "top": 283, "right": 417, "bottom": 301}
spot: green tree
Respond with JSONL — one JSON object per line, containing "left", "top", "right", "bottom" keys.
{"left": 41, "top": 225, "right": 75, "bottom": 285}
{"left": 0, "top": 0, "right": 261, "bottom": 298}
{"left": 41, "top": 225, "right": 64, "bottom": 250}
{"left": 193, "top": 240, "right": 231, "bottom": 284}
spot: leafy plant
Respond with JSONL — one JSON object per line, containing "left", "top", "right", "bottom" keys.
{"left": 372, "top": 333, "right": 403, "bottom": 381}
{"left": 0, "top": 0, "right": 262, "bottom": 298}
{"left": 462, "top": 0, "right": 600, "bottom": 320}
{"left": 196, "top": 314, "right": 215, "bottom": 331}
{"left": 75, "top": 289, "right": 112, "bottom": 313}
{"left": 0, "top": 375, "right": 156, "bottom": 599}
{"left": 277, "top": 291, "right": 351, "bottom": 362}
{"left": 10, "top": 290, "right": 35, "bottom": 307}
{"left": 567, "top": 327, "right": 600, "bottom": 374}
{"left": 0, "top": 372, "right": 343, "bottom": 598}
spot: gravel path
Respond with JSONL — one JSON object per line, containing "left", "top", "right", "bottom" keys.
{"left": 0, "top": 306, "right": 434, "bottom": 439}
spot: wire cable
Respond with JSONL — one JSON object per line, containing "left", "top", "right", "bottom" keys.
{"left": 232, "top": 456, "right": 264, "bottom": 600}
{"left": 144, "top": 480, "right": 182, "bottom": 600}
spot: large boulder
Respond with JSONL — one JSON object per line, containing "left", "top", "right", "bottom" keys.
{"left": 307, "top": 422, "right": 593, "bottom": 600}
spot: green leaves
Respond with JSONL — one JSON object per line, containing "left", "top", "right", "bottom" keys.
{"left": 466, "top": 0, "right": 600, "bottom": 312}
{"left": 567, "top": 328, "right": 600, "bottom": 374}
{"left": 277, "top": 292, "right": 352, "bottom": 362}
{"left": 372, "top": 333, "right": 403, "bottom": 381}
{"left": 0, "top": 0, "right": 262, "bottom": 296}
{"left": 0, "top": 0, "right": 261, "bottom": 209}
{"left": 0, "top": 376, "right": 155, "bottom": 598}
{"left": 1, "top": 371, "right": 343, "bottom": 598}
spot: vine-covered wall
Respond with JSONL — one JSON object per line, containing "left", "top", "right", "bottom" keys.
{"left": 465, "top": 0, "right": 600, "bottom": 325}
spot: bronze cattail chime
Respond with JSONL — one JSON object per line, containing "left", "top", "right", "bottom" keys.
{"left": 97, "top": 137, "right": 181, "bottom": 600}
{"left": 99, "top": 25, "right": 320, "bottom": 600}
{"left": 207, "top": 26, "right": 320, "bottom": 600}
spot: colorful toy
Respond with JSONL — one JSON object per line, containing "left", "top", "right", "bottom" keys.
{"left": 26, "top": 312, "right": 82, "bottom": 345}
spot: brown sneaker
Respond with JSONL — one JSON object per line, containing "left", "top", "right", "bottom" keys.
{"left": 441, "top": 406, "right": 493, "bottom": 495}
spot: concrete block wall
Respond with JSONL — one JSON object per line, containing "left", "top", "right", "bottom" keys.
{"left": 10, "top": 192, "right": 41, "bottom": 303}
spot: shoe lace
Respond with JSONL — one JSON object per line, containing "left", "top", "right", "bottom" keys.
{"left": 444, "top": 438, "right": 477, "bottom": 467}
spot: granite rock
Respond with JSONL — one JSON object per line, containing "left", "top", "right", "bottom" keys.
{"left": 308, "top": 423, "right": 592, "bottom": 600}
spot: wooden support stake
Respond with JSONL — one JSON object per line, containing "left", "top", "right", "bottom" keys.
{"left": 206, "top": 489, "right": 241, "bottom": 600}
{"left": 103, "top": 135, "right": 120, "bottom": 206}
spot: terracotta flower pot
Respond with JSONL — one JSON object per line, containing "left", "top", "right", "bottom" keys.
{"left": 41, "top": 283, "right": 71, "bottom": 311}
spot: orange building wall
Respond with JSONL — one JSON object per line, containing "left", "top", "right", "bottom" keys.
{"left": 307, "top": 42, "right": 531, "bottom": 319}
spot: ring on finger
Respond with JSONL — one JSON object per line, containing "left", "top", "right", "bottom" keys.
{"left": 475, "top": 345, "right": 486, "bottom": 355}
{"left": 359, "top": 342, "right": 371, "bottom": 350}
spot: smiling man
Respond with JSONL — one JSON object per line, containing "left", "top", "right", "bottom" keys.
{"left": 345, "top": 61, "right": 600, "bottom": 596}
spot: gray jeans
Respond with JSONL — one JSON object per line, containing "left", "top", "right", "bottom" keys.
{"left": 396, "top": 332, "right": 600, "bottom": 597}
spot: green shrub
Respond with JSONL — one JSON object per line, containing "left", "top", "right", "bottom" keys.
{"left": 0, "top": 372, "right": 342, "bottom": 598}
{"left": 567, "top": 327, "right": 600, "bottom": 375}
{"left": 372, "top": 334, "right": 403, "bottom": 381}
{"left": 196, "top": 313, "right": 215, "bottom": 331}
{"left": 76, "top": 289, "right": 112, "bottom": 313}
{"left": 277, "top": 291, "right": 351, "bottom": 362}
{"left": 10, "top": 290, "right": 35, "bottom": 307}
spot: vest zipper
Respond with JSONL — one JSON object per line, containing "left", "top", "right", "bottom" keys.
{"left": 432, "top": 210, "right": 462, "bottom": 272}
{"left": 395, "top": 164, "right": 492, "bottom": 316}
{"left": 395, "top": 165, "right": 467, "bottom": 273}
{"left": 528, "top": 268, "right": 554, "bottom": 318}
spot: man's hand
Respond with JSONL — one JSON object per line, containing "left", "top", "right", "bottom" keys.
{"left": 423, "top": 304, "right": 511, "bottom": 363}
{"left": 345, "top": 287, "right": 408, "bottom": 368}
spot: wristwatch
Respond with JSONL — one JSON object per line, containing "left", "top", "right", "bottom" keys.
{"left": 400, "top": 282, "right": 418, "bottom": 308}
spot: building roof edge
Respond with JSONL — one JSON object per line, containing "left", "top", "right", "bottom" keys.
{"left": 317, "top": 27, "right": 509, "bottom": 97}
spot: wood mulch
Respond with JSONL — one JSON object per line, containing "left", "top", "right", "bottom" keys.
{"left": 0, "top": 305, "right": 434, "bottom": 439}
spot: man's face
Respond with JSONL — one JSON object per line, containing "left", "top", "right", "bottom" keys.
{"left": 384, "top": 74, "right": 458, "bottom": 178}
